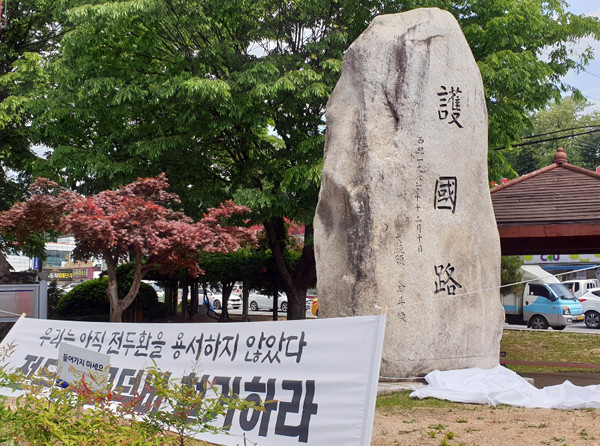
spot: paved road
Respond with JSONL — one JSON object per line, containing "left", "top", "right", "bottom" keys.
{"left": 224, "top": 307, "right": 317, "bottom": 319}
{"left": 504, "top": 322, "right": 600, "bottom": 334}
{"left": 222, "top": 311, "right": 597, "bottom": 329}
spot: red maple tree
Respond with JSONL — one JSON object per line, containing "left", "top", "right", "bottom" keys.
{"left": 0, "top": 174, "right": 256, "bottom": 322}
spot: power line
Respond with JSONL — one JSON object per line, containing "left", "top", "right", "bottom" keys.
{"left": 581, "top": 68, "right": 600, "bottom": 80}
{"left": 379, "top": 264, "right": 600, "bottom": 312}
{"left": 520, "top": 125, "right": 600, "bottom": 140}
{"left": 574, "top": 141, "right": 600, "bottom": 151}
{"left": 583, "top": 94, "right": 600, "bottom": 102}
{"left": 493, "top": 128, "right": 600, "bottom": 151}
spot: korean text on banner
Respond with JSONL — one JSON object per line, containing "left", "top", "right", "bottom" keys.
{"left": 0, "top": 315, "right": 386, "bottom": 446}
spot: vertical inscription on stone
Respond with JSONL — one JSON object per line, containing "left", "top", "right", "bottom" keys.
{"left": 395, "top": 235, "right": 407, "bottom": 322}
{"left": 394, "top": 234, "right": 405, "bottom": 266}
{"left": 314, "top": 8, "right": 504, "bottom": 377}
{"left": 415, "top": 137, "right": 425, "bottom": 253}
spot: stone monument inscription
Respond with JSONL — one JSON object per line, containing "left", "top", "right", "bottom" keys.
{"left": 314, "top": 8, "right": 504, "bottom": 377}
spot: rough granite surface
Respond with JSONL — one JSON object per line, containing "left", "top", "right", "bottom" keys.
{"left": 314, "top": 8, "right": 504, "bottom": 377}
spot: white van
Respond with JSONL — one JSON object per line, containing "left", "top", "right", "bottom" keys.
{"left": 503, "top": 265, "right": 584, "bottom": 330}
{"left": 561, "top": 279, "right": 600, "bottom": 298}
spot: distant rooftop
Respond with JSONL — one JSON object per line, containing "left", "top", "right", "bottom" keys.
{"left": 490, "top": 147, "right": 600, "bottom": 255}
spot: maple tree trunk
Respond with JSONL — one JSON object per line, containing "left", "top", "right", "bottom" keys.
{"left": 105, "top": 253, "right": 144, "bottom": 323}
{"left": 109, "top": 303, "right": 124, "bottom": 323}
{"left": 106, "top": 258, "right": 123, "bottom": 322}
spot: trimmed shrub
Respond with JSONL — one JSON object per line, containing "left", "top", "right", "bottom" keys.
{"left": 55, "top": 277, "right": 110, "bottom": 318}
{"left": 55, "top": 277, "right": 161, "bottom": 320}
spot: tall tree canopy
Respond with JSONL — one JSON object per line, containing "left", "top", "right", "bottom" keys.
{"left": 0, "top": 0, "right": 66, "bottom": 206}
{"left": 21, "top": 0, "right": 600, "bottom": 317}
{"left": 504, "top": 97, "right": 600, "bottom": 175}
{"left": 0, "top": 0, "right": 68, "bottom": 275}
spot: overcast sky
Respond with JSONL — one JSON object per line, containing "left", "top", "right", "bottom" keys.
{"left": 563, "top": 0, "right": 600, "bottom": 111}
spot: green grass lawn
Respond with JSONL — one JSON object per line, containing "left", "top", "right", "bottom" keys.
{"left": 376, "top": 389, "right": 463, "bottom": 412}
{"left": 501, "top": 329, "right": 600, "bottom": 373}
{"left": 376, "top": 329, "right": 600, "bottom": 410}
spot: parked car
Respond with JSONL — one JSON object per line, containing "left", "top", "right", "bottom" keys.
{"left": 579, "top": 287, "right": 600, "bottom": 328}
{"left": 61, "top": 282, "right": 78, "bottom": 293}
{"left": 202, "top": 290, "right": 241, "bottom": 310}
{"left": 562, "top": 279, "right": 600, "bottom": 298}
{"left": 225, "top": 293, "right": 242, "bottom": 310}
{"left": 248, "top": 291, "right": 287, "bottom": 312}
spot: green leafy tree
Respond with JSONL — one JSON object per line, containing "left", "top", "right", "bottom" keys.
{"left": 30, "top": 0, "right": 600, "bottom": 318}
{"left": 0, "top": 0, "right": 65, "bottom": 200}
{"left": 573, "top": 114, "right": 600, "bottom": 171}
{"left": 501, "top": 255, "right": 523, "bottom": 296}
{"left": 505, "top": 97, "right": 600, "bottom": 175}
{"left": 0, "top": 0, "right": 68, "bottom": 276}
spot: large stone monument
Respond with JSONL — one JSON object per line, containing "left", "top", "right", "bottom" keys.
{"left": 314, "top": 8, "right": 504, "bottom": 377}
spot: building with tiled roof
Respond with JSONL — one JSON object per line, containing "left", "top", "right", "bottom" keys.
{"left": 490, "top": 147, "right": 600, "bottom": 255}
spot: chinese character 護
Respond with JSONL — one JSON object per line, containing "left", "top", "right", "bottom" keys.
{"left": 437, "top": 86, "right": 463, "bottom": 128}
{"left": 434, "top": 176, "right": 457, "bottom": 213}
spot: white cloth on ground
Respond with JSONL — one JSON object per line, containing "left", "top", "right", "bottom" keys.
{"left": 410, "top": 365, "right": 600, "bottom": 409}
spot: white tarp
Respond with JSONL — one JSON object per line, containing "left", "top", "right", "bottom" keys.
{"left": 0, "top": 315, "right": 386, "bottom": 446}
{"left": 410, "top": 365, "right": 600, "bottom": 409}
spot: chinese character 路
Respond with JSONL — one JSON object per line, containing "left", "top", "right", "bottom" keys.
{"left": 434, "top": 263, "right": 463, "bottom": 296}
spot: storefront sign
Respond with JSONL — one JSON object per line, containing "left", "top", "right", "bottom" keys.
{"left": 523, "top": 254, "right": 600, "bottom": 264}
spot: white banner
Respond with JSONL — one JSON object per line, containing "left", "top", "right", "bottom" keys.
{"left": 0, "top": 315, "right": 385, "bottom": 446}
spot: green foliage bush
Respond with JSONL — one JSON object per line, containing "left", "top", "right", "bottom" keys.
{"left": 0, "top": 346, "right": 260, "bottom": 445}
{"left": 55, "top": 277, "right": 111, "bottom": 318}
{"left": 54, "top": 275, "right": 164, "bottom": 320}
